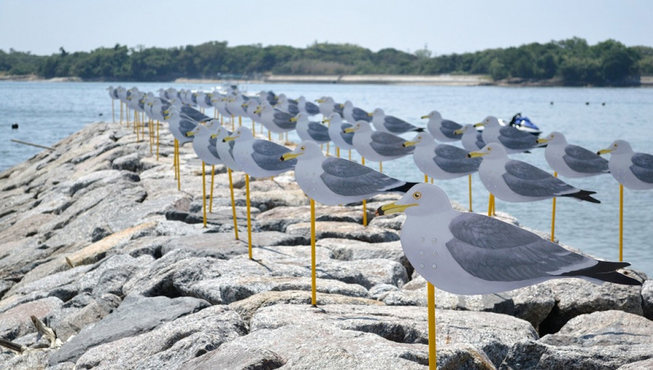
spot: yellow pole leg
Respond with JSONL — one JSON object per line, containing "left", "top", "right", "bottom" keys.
{"left": 336, "top": 147, "right": 340, "bottom": 158}
{"left": 202, "top": 162, "right": 207, "bottom": 228}
{"left": 468, "top": 174, "right": 473, "bottom": 212}
{"left": 550, "top": 172, "right": 558, "bottom": 241}
{"left": 427, "top": 282, "right": 437, "bottom": 370}
{"left": 379, "top": 161, "right": 383, "bottom": 173}
{"left": 239, "top": 115, "right": 242, "bottom": 128}
{"left": 252, "top": 119, "right": 255, "bottom": 135}
{"left": 310, "top": 198, "right": 317, "bottom": 307}
{"left": 424, "top": 174, "right": 429, "bottom": 183}
{"left": 120, "top": 102, "right": 123, "bottom": 124}
{"left": 246, "top": 174, "right": 253, "bottom": 260}
{"left": 488, "top": 193, "right": 494, "bottom": 217}
{"left": 619, "top": 183, "right": 624, "bottom": 261}
{"left": 268, "top": 130, "right": 272, "bottom": 141}
{"left": 156, "top": 120, "right": 160, "bottom": 160}
{"left": 176, "top": 140, "right": 181, "bottom": 191}
{"left": 209, "top": 165, "right": 215, "bottom": 213}
{"left": 112, "top": 99, "right": 115, "bottom": 123}
{"left": 228, "top": 168, "right": 239, "bottom": 240}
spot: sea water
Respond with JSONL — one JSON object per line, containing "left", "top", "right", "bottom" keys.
{"left": 1, "top": 81, "right": 652, "bottom": 276}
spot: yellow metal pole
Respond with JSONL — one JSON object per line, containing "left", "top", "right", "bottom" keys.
{"left": 202, "top": 162, "right": 207, "bottom": 228}
{"left": 619, "top": 184, "right": 624, "bottom": 261}
{"left": 228, "top": 168, "right": 239, "bottom": 240}
{"left": 379, "top": 161, "right": 383, "bottom": 173}
{"left": 310, "top": 198, "right": 317, "bottom": 307}
{"left": 176, "top": 140, "right": 181, "bottom": 191}
{"left": 362, "top": 156, "right": 367, "bottom": 226}
{"left": 427, "top": 282, "right": 437, "bottom": 370}
{"left": 252, "top": 119, "right": 255, "bottom": 135}
{"left": 468, "top": 174, "right": 473, "bottom": 212}
{"left": 488, "top": 194, "right": 494, "bottom": 217}
{"left": 231, "top": 115, "right": 235, "bottom": 131}
{"left": 246, "top": 174, "right": 253, "bottom": 259}
{"left": 156, "top": 121, "right": 160, "bottom": 160}
{"left": 550, "top": 172, "right": 558, "bottom": 241}
{"left": 112, "top": 99, "right": 115, "bottom": 123}
{"left": 424, "top": 174, "right": 429, "bottom": 183}
{"left": 336, "top": 147, "right": 340, "bottom": 158}
{"left": 209, "top": 165, "right": 215, "bottom": 213}
{"left": 239, "top": 115, "right": 242, "bottom": 128}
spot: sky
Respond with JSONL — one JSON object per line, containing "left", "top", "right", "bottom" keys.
{"left": 1, "top": 0, "right": 652, "bottom": 56}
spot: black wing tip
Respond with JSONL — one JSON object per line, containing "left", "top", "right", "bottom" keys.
{"left": 562, "top": 190, "right": 601, "bottom": 203}
{"left": 414, "top": 127, "right": 425, "bottom": 132}
{"left": 561, "top": 261, "right": 642, "bottom": 286}
{"left": 387, "top": 181, "right": 419, "bottom": 194}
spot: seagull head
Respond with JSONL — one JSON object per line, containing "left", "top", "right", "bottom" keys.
{"left": 420, "top": 110, "right": 440, "bottom": 120}
{"left": 376, "top": 183, "right": 451, "bottom": 217}
{"left": 468, "top": 143, "right": 506, "bottom": 159}
{"left": 281, "top": 141, "right": 322, "bottom": 161}
{"left": 537, "top": 131, "right": 566, "bottom": 145}
{"left": 344, "top": 121, "right": 371, "bottom": 134}
{"left": 403, "top": 132, "right": 435, "bottom": 148}
{"left": 475, "top": 116, "right": 500, "bottom": 128}
{"left": 598, "top": 139, "right": 632, "bottom": 156}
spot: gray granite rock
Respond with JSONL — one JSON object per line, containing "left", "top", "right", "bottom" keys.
{"left": 0, "top": 296, "right": 63, "bottom": 340}
{"left": 286, "top": 221, "right": 400, "bottom": 243}
{"left": 641, "top": 279, "right": 653, "bottom": 320}
{"left": 502, "top": 310, "right": 653, "bottom": 369}
{"left": 48, "top": 294, "right": 209, "bottom": 364}
{"left": 74, "top": 305, "right": 246, "bottom": 369}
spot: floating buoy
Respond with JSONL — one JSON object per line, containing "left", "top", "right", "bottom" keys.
{"left": 11, "top": 123, "right": 18, "bottom": 129}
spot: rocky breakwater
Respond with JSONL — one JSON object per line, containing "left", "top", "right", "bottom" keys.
{"left": 0, "top": 121, "right": 651, "bottom": 369}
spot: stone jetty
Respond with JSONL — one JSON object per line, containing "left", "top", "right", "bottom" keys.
{"left": 0, "top": 122, "right": 651, "bottom": 369}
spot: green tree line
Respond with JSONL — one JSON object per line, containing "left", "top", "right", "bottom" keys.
{"left": 1, "top": 38, "right": 651, "bottom": 86}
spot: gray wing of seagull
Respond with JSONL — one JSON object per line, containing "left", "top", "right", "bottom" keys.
{"left": 179, "top": 119, "right": 197, "bottom": 136}
{"left": 251, "top": 140, "right": 296, "bottom": 172}
{"left": 305, "top": 101, "right": 320, "bottom": 115}
{"left": 498, "top": 126, "right": 538, "bottom": 151}
{"left": 370, "top": 132, "right": 415, "bottom": 157}
{"left": 307, "top": 121, "right": 330, "bottom": 142}
{"left": 333, "top": 104, "right": 344, "bottom": 117}
{"left": 287, "top": 103, "right": 299, "bottom": 115}
{"left": 563, "top": 145, "right": 609, "bottom": 174}
{"left": 320, "top": 157, "right": 405, "bottom": 196}
{"left": 340, "top": 123, "right": 354, "bottom": 145}
{"left": 503, "top": 160, "right": 576, "bottom": 197}
{"left": 273, "top": 110, "right": 296, "bottom": 130}
{"left": 434, "top": 145, "right": 481, "bottom": 174}
{"left": 353, "top": 107, "right": 372, "bottom": 122}
{"left": 181, "top": 106, "right": 209, "bottom": 122}
{"left": 475, "top": 132, "right": 486, "bottom": 150}
{"left": 384, "top": 115, "right": 419, "bottom": 134}
{"left": 208, "top": 136, "right": 221, "bottom": 160}
{"left": 631, "top": 153, "right": 653, "bottom": 184}
{"left": 441, "top": 119, "right": 463, "bottom": 140}
{"left": 445, "top": 213, "right": 597, "bottom": 281}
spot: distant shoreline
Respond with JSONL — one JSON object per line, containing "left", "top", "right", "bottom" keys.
{"left": 2, "top": 73, "right": 652, "bottom": 87}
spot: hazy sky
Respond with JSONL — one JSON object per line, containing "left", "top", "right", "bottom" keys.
{"left": 1, "top": 0, "right": 651, "bottom": 56}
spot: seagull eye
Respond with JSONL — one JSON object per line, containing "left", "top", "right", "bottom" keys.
{"left": 300, "top": 146, "right": 305, "bottom": 150}
{"left": 487, "top": 147, "right": 492, "bottom": 151}
{"left": 412, "top": 192, "right": 422, "bottom": 200}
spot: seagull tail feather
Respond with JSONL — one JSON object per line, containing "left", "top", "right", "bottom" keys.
{"left": 387, "top": 182, "right": 419, "bottom": 194}
{"left": 561, "top": 261, "right": 641, "bottom": 285}
{"left": 561, "top": 190, "right": 600, "bottom": 203}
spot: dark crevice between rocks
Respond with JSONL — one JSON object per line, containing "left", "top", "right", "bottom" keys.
{"left": 537, "top": 304, "right": 567, "bottom": 336}
{"left": 143, "top": 276, "right": 184, "bottom": 299}
{"left": 399, "top": 351, "right": 430, "bottom": 366}
{"left": 349, "top": 322, "right": 425, "bottom": 345}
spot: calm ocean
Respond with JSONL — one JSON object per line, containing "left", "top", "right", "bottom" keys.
{"left": 1, "top": 81, "right": 652, "bottom": 276}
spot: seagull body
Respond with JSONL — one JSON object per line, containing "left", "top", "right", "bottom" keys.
{"left": 297, "top": 96, "right": 321, "bottom": 116}
{"left": 371, "top": 108, "right": 422, "bottom": 134}
{"left": 470, "top": 143, "right": 600, "bottom": 203}
{"left": 191, "top": 121, "right": 223, "bottom": 166}
{"left": 599, "top": 140, "right": 653, "bottom": 190}
{"left": 325, "top": 113, "right": 355, "bottom": 151}
{"left": 227, "top": 127, "right": 296, "bottom": 178}
{"left": 215, "top": 127, "right": 241, "bottom": 171}
{"left": 257, "top": 104, "right": 297, "bottom": 133}
{"left": 375, "top": 183, "right": 640, "bottom": 294}
{"left": 423, "top": 111, "right": 463, "bottom": 142}
{"left": 282, "top": 142, "right": 416, "bottom": 205}
{"left": 165, "top": 111, "right": 197, "bottom": 145}
{"left": 343, "top": 101, "right": 372, "bottom": 123}
{"left": 406, "top": 132, "right": 481, "bottom": 180}
{"left": 295, "top": 113, "right": 331, "bottom": 144}
{"left": 348, "top": 121, "right": 415, "bottom": 162}
{"left": 458, "top": 124, "right": 486, "bottom": 152}
{"left": 477, "top": 116, "right": 540, "bottom": 154}
{"left": 539, "top": 132, "right": 609, "bottom": 178}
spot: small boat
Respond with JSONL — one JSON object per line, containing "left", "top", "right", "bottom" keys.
{"left": 500, "top": 113, "right": 542, "bottom": 135}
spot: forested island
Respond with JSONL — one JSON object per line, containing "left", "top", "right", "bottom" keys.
{"left": 1, "top": 37, "right": 651, "bottom": 86}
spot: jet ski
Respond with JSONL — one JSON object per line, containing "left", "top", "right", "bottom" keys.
{"left": 501, "top": 113, "right": 542, "bottom": 135}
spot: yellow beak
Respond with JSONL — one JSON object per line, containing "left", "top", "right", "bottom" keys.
{"left": 403, "top": 141, "right": 418, "bottom": 148}
{"left": 453, "top": 129, "right": 464, "bottom": 135}
{"left": 474, "top": 122, "right": 484, "bottom": 128}
{"left": 315, "top": 98, "right": 324, "bottom": 103}
{"left": 536, "top": 138, "right": 549, "bottom": 144}
{"left": 376, "top": 202, "right": 418, "bottom": 216}
{"left": 210, "top": 134, "right": 217, "bottom": 139}
{"left": 343, "top": 127, "right": 357, "bottom": 133}
{"left": 223, "top": 135, "right": 237, "bottom": 142}
{"left": 597, "top": 148, "right": 613, "bottom": 155}
{"left": 322, "top": 118, "right": 330, "bottom": 123}
{"left": 290, "top": 116, "right": 298, "bottom": 122}
{"left": 186, "top": 131, "right": 195, "bottom": 137}
{"left": 281, "top": 152, "right": 301, "bottom": 161}
{"left": 368, "top": 112, "right": 374, "bottom": 117}
{"left": 467, "top": 151, "right": 486, "bottom": 158}
{"left": 420, "top": 114, "right": 430, "bottom": 119}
